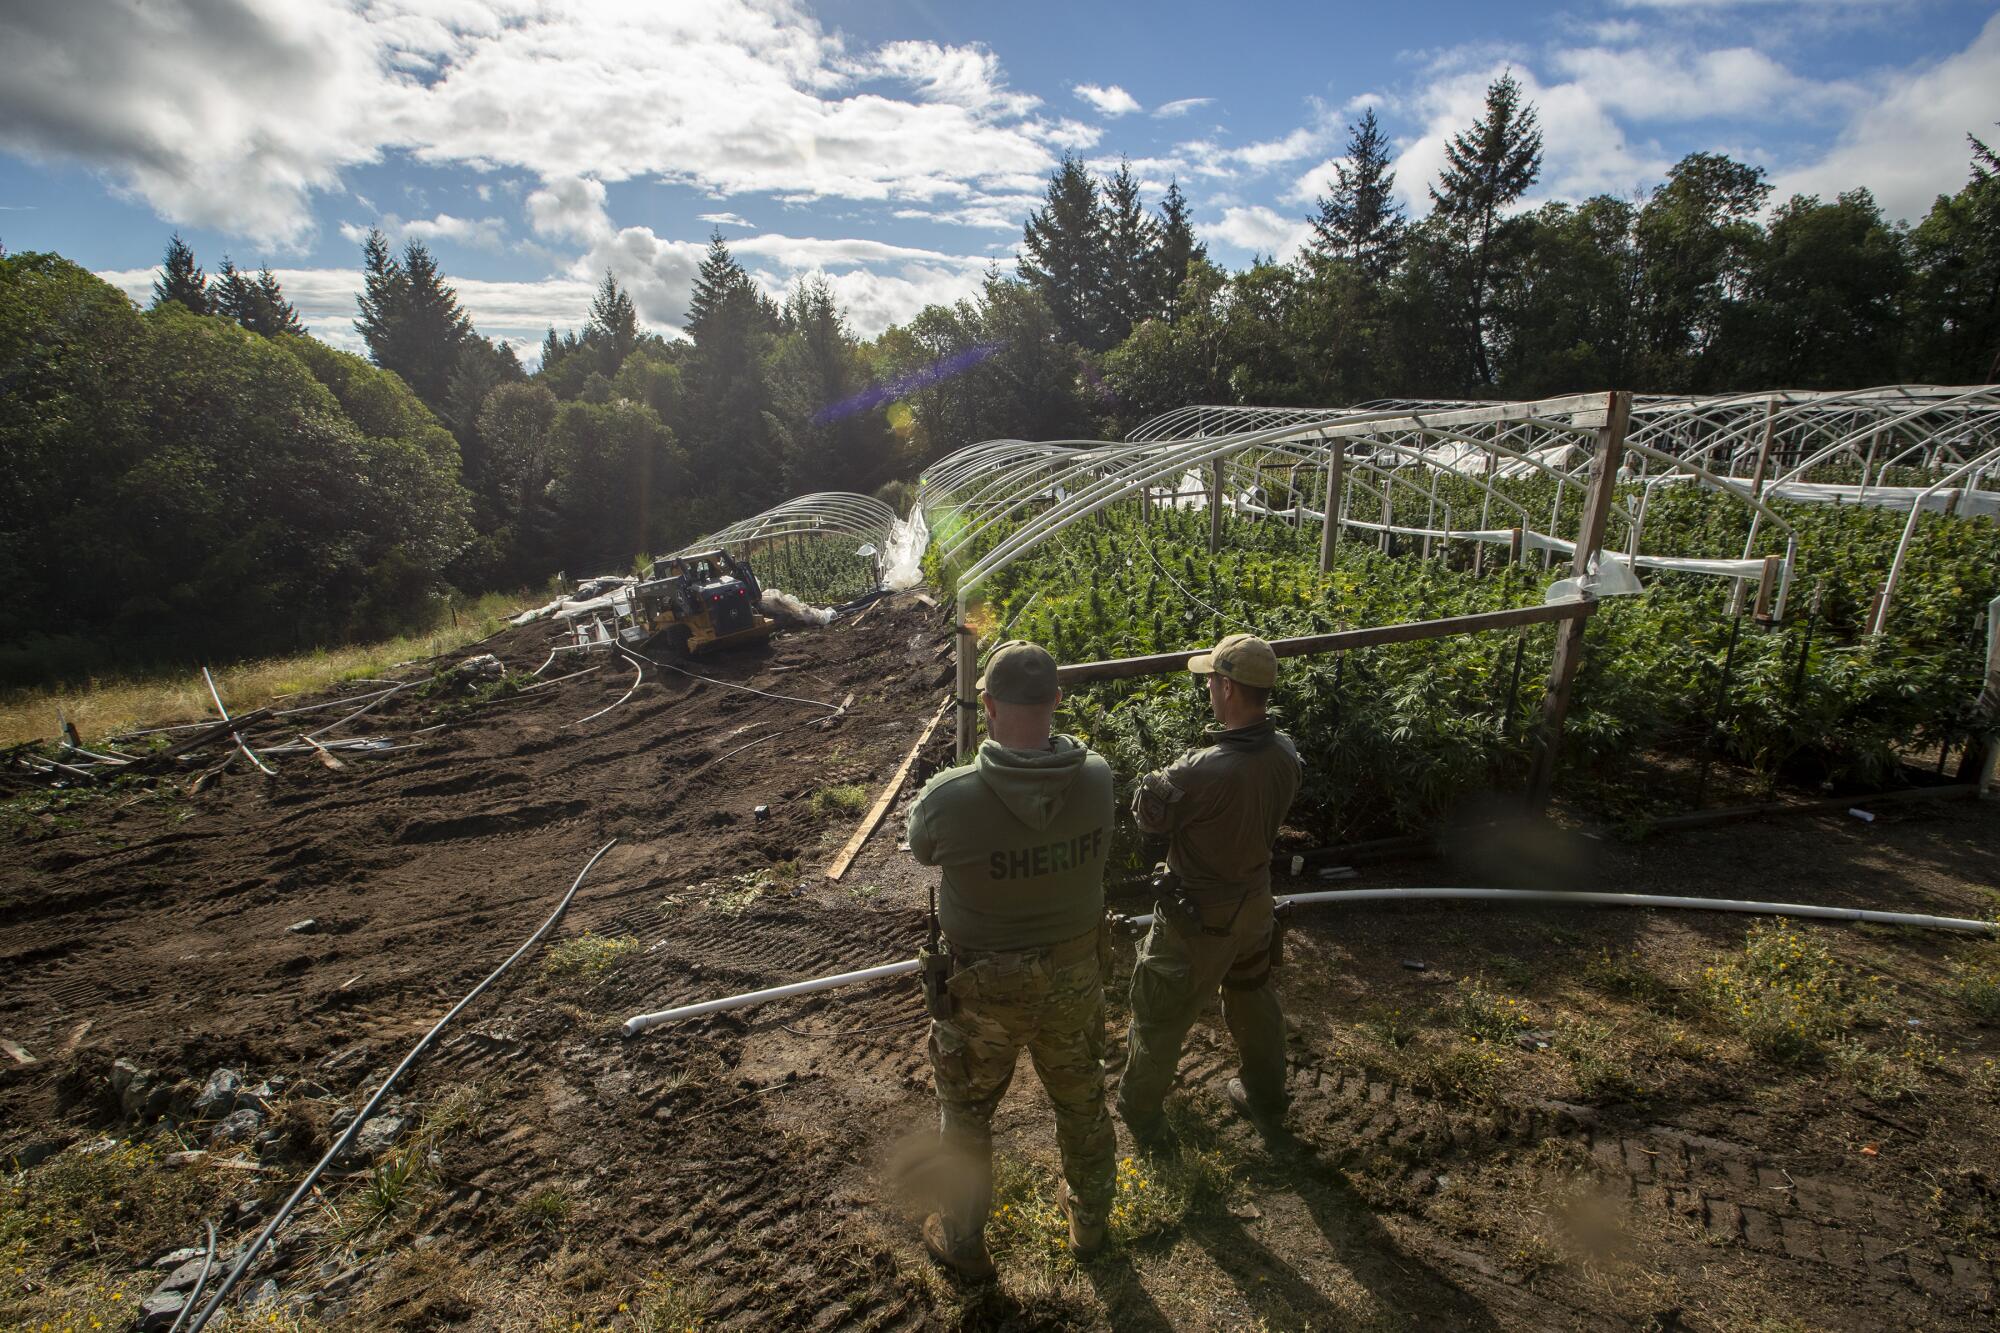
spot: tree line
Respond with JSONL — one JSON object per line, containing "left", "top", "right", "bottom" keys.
{"left": 1, "top": 71, "right": 1993, "bottom": 683}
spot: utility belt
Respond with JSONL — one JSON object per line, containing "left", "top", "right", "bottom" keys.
{"left": 1151, "top": 864, "right": 1290, "bottom": 978}
{"left": 920, "top": 920, "right": 1110, "bottom": 1020}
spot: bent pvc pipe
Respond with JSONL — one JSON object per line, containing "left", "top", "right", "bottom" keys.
{"left": 620, "top": 887, "right": 1998, "bottom": 1036}
{"left": 1125, "top": 887, "right": 2000, "bottom": 934}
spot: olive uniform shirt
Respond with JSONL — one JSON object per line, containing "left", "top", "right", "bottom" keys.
{"left": 1133, "top": 717, "right": 1301, "bottom": 907}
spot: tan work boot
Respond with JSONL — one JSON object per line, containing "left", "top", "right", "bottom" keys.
{"left": 921, "top": 1214, "right": 996, "bottom": 1280}
{"left": 1057, "top": 1187, "right": 1106, "bottom": 1258}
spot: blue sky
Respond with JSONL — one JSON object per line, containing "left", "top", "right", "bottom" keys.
{"left": 3, "top": 0, "right": 1995, "bottom": 359}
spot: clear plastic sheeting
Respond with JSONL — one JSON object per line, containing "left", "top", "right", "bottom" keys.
{"left": 881, "top": 508, "right": 930, "bottom": 591}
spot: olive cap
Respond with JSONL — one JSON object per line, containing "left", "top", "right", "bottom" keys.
{"left": 1189, "top": 632, "right": 1279, "bottom": 688}
{"left": 977, "top": 639, "right": 1059, "bottom": 705}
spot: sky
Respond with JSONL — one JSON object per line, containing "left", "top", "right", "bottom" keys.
{"left": 2, "top": 0, "right": 1996, "bottom": 362}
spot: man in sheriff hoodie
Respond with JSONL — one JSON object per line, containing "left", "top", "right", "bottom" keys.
{"left": 907, "top": 639, "right": 1116, "bottom": 1278}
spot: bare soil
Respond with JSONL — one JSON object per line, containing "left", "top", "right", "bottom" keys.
{"left": 2, "top": 592, "right": 1996, "bottom": 1331}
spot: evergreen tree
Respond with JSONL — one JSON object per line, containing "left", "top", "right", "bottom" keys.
{"left": 684, "top": 233, "right": 781, "bottom": 511}
{"left": 1020, "top": 155, "right": 1109, "bottom": 349}
{"left": 1151, "top": 180, "right": 1206, "bottom": 327}
{"left": 1099, "top": 160, "right": 1159, "bottom": 345}
{"left": 244, "top": 267, "right": 305, "bottom": 337}
{"left": 1429, "top": 72, "right": 1543, "bottom": 388}
{"left": 210, "top": 257, "right": 253, "bottom": 326}
{"left": 1310, "top": 108, "right": 1405, "bottom": 280}
{"left": 1904, "top": 132, "right": 1999, "bottom": 381}
{"left": 150, "top": 233, "right": 209, "bottom": 315}
{"left": 354, "top": 232, "right": 473, "bottom": 409}
{"left": 584, "top": 269, "right": 639, "bottom": 366}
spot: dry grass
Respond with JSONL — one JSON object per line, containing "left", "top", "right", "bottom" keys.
{"left": 0, "top": 590, "right": 534, "bottom": 747}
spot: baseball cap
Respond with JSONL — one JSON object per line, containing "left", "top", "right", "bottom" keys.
{"left": 977, "top": 639, "right": 1059, "bottom": 705}
{"left": 1189, "top": 633, "right": 1279, "bottom": 688}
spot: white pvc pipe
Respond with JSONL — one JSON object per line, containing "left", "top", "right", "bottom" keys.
{"left": 619, "top": 886, "right": 1998, "bottom": 1035}
{"left": 623, "top": 959, "right": 919, "bottom": 1034}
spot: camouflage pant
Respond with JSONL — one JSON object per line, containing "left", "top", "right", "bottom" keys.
{"left": 1117, "top": 890, "right": 1286, "bottom": 1137}
{"left": 928, "top": 945, "right": 1115, "bottom": 1251}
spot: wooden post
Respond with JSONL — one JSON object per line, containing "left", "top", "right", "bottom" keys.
{"left": 1318, "top": 437, "right": 1344, "bottom": 573}
{"left": 1752, "top": 554, "right": 1781, "bottom": 625}
{"left": 1379, "top": 483, "right": 1393, "bottom": 554}
{"left": 1509, "top": 527, "right": 1524, "bottom": 565}
{"left": 1528, "top": 390, "right": 1630, "bottom": 811}
{"left": 1978, "top": 596, "right": 2000, "bottom": 798}
{"left": 953, "top": 612, "right": 978, "bottom": 755}
{"left": 1208, "top": 459, "right": 1224, "bottom": 554}
{"left": 1730, "top": 398, "right": 1779, "bottom": 617}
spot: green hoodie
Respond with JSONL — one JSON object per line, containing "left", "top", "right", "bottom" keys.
{"left": 907, "top": 734, "right": 1114, "bottom": 952}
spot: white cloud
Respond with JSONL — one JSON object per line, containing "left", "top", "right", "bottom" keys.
{"left": 696, "top": 212, "right": 753, "bottom": 227}
{"left": 1285, "top": 156, "right": 1350, "bottom": 207}
{"left": 0, "top": 0, "right": 389, "bottom": 248}
{"left": 865, "top": 39, "right": 1038, "bottom": 117}
{"left": 525, "top": 176, "right": 612, "bottom": 244}
{"left": 1153, "top": 97, "right": 1214, "bottom": 119}
{"left": 1769, "top": 12, "right": 2000, "bottom": 222}
{"left": 2, "top": 1, "right": 1060, "bottom": 246}
{"left": 1547, "top": 43, "right": 1851, "bottom": 120}
{"left": 775, "top": 264, "right": 990, "bottom": 336}
{"left": 1074, "top": 83, "right": 1142, "bottom": 117}
{"left": 338, "top": 210, "right": 508, "bottom": 250}
{"left": 1040, "top": 119, "right": 1104, "bottom": 151}
{"left": 1208, "top": 205, "right": 1311, "bottom": 261}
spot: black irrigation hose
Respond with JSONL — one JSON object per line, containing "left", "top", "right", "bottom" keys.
{"left": 163, "top": 1221, "right": 216, "bottom": 1333}
{"left": 186, "top": 838, "right": 619, "bottom": 1332}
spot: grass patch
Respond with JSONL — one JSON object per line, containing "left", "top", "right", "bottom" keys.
{"left": 1698, "top": 921, "right": 1875, "bottom": 1065}
{"left": 1948, "top": 946, "right": 2000, "bottom": 1023}
{"left": 986, "top": 1099, "right": 1240, "bottom": 1275}
{"left": 809, "top": 783, "right": 869, "bottom": 819}
{"left": 1454, "top": 977, "right": 1534, "bottom": 1044}
{"left": 541, "top": 932, "right": 639, "bottom": 982}
{"left": 0, "top": 1137, "right": 235, "bottom": 1329}
{"left": 0, "top": 588, "right": 535, "bottom": 747}
{"left": 626, "top": 1269, "right": 710, "bottom": 1331}
{"left": 1558, "top": 1019, "right": 1654, "bottom": 1103}
{"left": 519, "top": 1186, "right": 574, "bottom": 1231}
{"left": 1357, "top": 1006, "right": 1419, "bottom": 1051}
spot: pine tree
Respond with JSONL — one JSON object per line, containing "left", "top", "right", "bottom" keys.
{"left": 584, "top": 269, "right": 639, "bottom": 366}
{"left": 1099, "top": 160, "right": 1159, "bottom": 344}
{"left": 684, "top": 234, "right": 781, "bottom": 510}
{"left": 1019, "top": 155, "right": 1109, "bottom": 349}
{"left": 1429, "top": 72, "right": 1543, "bottom": 387}
{"left": 241, "top": 267, "right": 304, "bottom": 337}
{"left": 354, "top": 231, "right": 473, "bottom": 409}
{"left": 1151, "top": 181, "right": 1206, "bottom": 327}
{"left": 210, "top": 257, "right": 253, "bottom": 326}
{"left": 151, "top": 233, "right": 209, "bottom": 315}
{"left": 1310, "top": 108, "right": 1405, "bottom": 280}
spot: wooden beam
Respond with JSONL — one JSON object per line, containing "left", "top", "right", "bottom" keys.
{"left": 1208, "top": 459, "right": 1223, "bottom": 554}
{"left": 826, "top": 695, "right": 951, "bottom": 881}
{"left": 1528, "top": 390, "right": 1630, "bottom": 811}
{"left": 953, "top": 620, "right": 978, "bottom": 754}
{"left": 1318, "top": 438, "right": 1344, "bottom": 573}
{"left": 1752, "top": 554, "right": 1782, "bottom": 624}
{"left": 1055, "top": 599, "right": 1595, "bottom": 686}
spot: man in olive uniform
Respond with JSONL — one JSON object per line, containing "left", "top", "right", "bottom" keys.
{"left": 907, "top": 640, "right": 1117, "bottom": 1277}
{"left": 1118, "top": 633, "right": 1302, "bottom": 1146}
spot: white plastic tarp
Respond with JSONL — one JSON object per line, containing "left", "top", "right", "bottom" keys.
{"left": 881, "top": 508, "right": 930, "bottom": 591}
